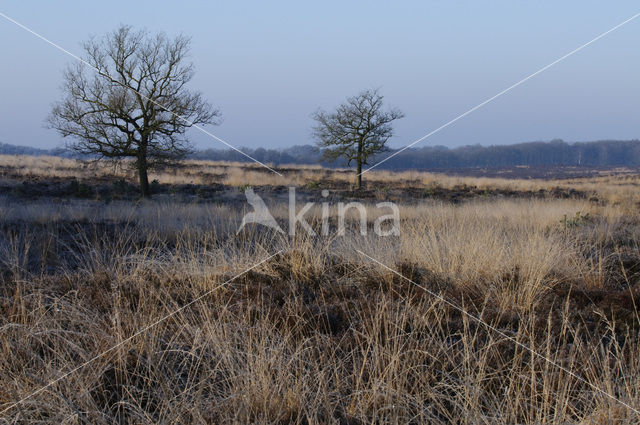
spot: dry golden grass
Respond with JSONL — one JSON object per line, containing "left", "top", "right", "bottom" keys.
{"left": 3, "top": 153, "right": 640, "bottom": 206}
{"left": 1, "top": 155, "right": 640, "bottom": 423}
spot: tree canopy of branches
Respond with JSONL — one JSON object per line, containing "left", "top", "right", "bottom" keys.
{"left": 312, "top": 89, "right": 403, "bottom": 189}
{"left": 48, "top": 25, "right": 219, "bottom": 197}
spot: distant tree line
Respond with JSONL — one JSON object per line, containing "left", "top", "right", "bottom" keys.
{"left": 191, "top": 139, "right": 640, "bottom": 170}
{"left": 5, "top": 139, "right": 640, "bottom": 171}
{"left": 192, "top": 144, "right": 326, "bottom": 166}
{"left": 0, "top": 142, "right": 51, "bottom": 156}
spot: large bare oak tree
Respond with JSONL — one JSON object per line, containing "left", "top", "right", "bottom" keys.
{"left": 312, "top": 89, "right": 403, "bottom": 190}
{"left": 48, "top": 25, "right": 219, "bottom": 197}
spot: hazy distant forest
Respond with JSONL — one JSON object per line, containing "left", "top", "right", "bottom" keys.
{"left": 6, "top": 139, "right": 640, "bottom": 170}
{"left": 195, "top": 139, "right": 640, "bottom": 169}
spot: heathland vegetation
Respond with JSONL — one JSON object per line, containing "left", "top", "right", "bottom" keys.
{"left": 1, "top": 155, "right": 640, "bottom": 423}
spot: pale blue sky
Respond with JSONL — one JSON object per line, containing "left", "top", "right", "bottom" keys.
{"left": 1, "top": 1, "right": 639, "bottom": 150}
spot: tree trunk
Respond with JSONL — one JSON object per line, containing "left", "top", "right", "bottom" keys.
{"left": 355, "top": 139, "right": 363, "bottom": 190}
{"left": 137, "top": 151, "right": 151, "bottom": 198}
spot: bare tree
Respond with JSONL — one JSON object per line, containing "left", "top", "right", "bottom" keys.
{"left": 312, "top": 89, "right": 403, "bottom": 190}
{"left": 47, "top": 25, "right": 219, "bottom": 197}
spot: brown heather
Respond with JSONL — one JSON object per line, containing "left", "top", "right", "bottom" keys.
{"left": 0, "top": 155, "right": 639, "bottom": 423}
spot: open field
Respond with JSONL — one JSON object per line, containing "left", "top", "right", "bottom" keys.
{"left": 3, "top": 154, "right": 640, "bottom": 206}
{"left": 1, "top": 155, "right": 640, "bottom": 423}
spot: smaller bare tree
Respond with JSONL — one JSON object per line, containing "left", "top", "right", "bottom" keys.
{"left": 312, "top": 89, "right": 403, "bottom": 190}
{"left": 47, "top": 25, "right": 219, "bottom": 197}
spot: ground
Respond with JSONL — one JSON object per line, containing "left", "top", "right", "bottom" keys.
{"left": 1, "top": 155, "right": 640, "bottom": 424}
